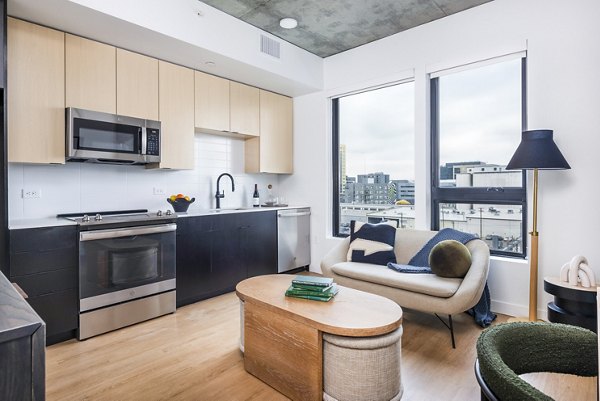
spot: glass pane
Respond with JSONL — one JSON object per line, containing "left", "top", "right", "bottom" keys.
{"left": 438, "top": 203, "right": 523, "bottom": 254}
{"left": 336, "top": 82, "right": 415, "bottom": 235}
{"left": 79, "top": 128, "right": 136, "bottom": 152}
{"left": 438, "top": 58, "right": 523, "bottom": 188}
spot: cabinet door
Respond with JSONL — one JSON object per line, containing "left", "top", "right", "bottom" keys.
{"left": 8, "top": 18, "right": 65, "bottom": 164}
{"left": 9, "top": 226, "right": 78, "bottom": 343}
{"left": 176, "top": 217, "right": 213, "bottom": 306}
{"left": 239, "top": 211, "right": 278, "bottom": 278}
{"left": 65, "top": 34, "right": 116, "bottom": 113}
{"left": 116, "top": 48, "right": 159, "bottom": 120}
{"left": 245, "top": 90, "right": 293, "bottom": 174}
{"left": 157, "top": 61, "right": 194, "bottom": 169}
{"left": 210, "top": 214, "right": 244, "bottom": 292}
{"left": 230, "top": 81, "right": 259, "bottom": 137}
{"left": 27, "top": 289, "right": 78, "bottom": 338}
{"left": 195, "top": 71, "right": 230, "bottom": 132}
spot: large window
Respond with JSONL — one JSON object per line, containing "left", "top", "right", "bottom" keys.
{"left": 332, "top": 82, "right": 415, "bottom": 236}
{"left": 431, "top": 56, "right": 527, "bottom": 257}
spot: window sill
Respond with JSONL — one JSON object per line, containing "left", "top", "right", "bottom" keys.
{"left": 490, "top": 254, "right": 528, "bottom": 264}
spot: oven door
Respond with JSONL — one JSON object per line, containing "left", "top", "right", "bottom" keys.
{"left": 79, "top": 224, "right": 176, "bottom": 312}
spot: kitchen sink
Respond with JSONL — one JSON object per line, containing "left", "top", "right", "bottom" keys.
{"left": 208, "top": 207, "right": 253, "bottom": 213}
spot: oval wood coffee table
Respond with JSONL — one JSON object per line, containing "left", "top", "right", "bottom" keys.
{"left": 236, "top": 274, "right": 403, "bottom": 401}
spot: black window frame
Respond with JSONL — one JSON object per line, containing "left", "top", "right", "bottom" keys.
{"left": 430, "top": 57, "right": 528, "bottom": 258}
{"left": 332, "top": 98, "right": 342, "bottom": 236}
{"left": 331, "top": 81, "right": 415, "bottom": 237}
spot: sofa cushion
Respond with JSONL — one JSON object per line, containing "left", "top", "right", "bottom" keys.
{"left": 331, "top": 262, "right": 461, "bottom": 298}
{"left": 429, "top": 240, "right": 472, "bottom": 278}
{"left": 347, "top": 221, "right": 397, "bottom": 265}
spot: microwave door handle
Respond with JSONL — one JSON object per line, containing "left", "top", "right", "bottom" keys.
{"left": 140, "top": 127, "right": 146, "bottom": 155}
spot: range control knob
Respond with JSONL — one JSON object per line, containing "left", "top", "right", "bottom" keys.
{"left": 82, "top": 214, "right": 90, "bottom": 222}
{"left": 94, "top": 213, "right": 103, "bottom": 221}
{"left": 165, "top": 210, "right": 173, "bottom": 216}
{"left": 157, "top": 210, "right": 163, "bottom": 216}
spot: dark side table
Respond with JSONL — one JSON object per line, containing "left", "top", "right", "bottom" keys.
{"left": 544, "top": 276, "right": 597, "bottom": 332}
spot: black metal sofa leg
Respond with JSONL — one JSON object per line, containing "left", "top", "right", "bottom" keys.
{"left": 434, "top": 313, "right": 456, "bottom": 348}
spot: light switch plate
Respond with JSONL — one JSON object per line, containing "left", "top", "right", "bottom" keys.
{"left": 153, "top": 187, "right": 166, "bottom": 196}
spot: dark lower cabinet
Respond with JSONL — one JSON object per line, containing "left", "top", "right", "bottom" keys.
{"left": 9, "top": 226, "right": 79, "bottom": 345}
{"left": 240, "top": 211, "right": 277, "bottom": 278}
{"left": 0, "top": 270, "right": 45, "bottom": 401}
{"left": 176, "top": 211, "right": 277, "bottom": 307}
{"left": 176, "top": 215, "right": 219, "bottom": 304}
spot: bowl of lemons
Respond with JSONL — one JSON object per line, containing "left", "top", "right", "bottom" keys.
{"left": 167, "top": 194, "right": 195, "bottom": 212}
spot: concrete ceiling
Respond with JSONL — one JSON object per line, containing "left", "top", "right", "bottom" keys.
{"left": 200, "top": 0, "right": 492, "bottom": 58}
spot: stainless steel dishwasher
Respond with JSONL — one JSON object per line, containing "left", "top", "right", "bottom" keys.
{"left": 277, "top": 208, "right": 311, "bottom": 272}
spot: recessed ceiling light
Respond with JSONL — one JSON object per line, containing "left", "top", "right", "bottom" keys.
{"left": 205, "top": 61, "right": 215, "bottom": 67}
{"left": 280, "top": 18, "right": 298, "bottom": 29}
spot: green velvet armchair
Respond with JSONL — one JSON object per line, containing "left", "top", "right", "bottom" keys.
{"left": 475, "top": 322, "right": 598, "bottom": 401}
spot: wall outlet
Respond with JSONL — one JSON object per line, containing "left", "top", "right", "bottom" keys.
{"left": 22, "top": 188, "right": 42, "bottom": 199}
{"left": 153, "top": 187, "right": 166, "bottom": 196}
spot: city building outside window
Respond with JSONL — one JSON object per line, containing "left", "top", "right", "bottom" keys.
{"left": 332, "top": 81, "right": 415, "bottom": 236}
{"left": 431, "top": 56, "right": 527, "bottom": 257}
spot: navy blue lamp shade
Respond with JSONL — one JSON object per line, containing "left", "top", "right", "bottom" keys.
{"left": 506, "top": 129, "right": 571, "bottom": 170}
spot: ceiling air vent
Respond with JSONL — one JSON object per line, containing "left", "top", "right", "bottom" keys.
{"left": 260, "top": 35, "right": 281, "bottom": 59}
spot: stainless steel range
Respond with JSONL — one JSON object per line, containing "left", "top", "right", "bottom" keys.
{"left": 59, "top": 209, "right": 177, "bottom": 340}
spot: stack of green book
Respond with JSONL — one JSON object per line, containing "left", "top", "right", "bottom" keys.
{"left": 285, "top": 276, "right": 339, "bottom": 302}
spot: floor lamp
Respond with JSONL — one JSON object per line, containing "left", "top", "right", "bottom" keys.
{"left": 506, "top": 129, "right": 570, "bottom": 321}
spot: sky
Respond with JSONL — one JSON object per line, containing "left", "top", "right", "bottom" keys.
{"left": 338, "top": 57, "right": 522, "bottom": 181}
{"left": 339, "top": 82, "right": 415, "bottom": 180}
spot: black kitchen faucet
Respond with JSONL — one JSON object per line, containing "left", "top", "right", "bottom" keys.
{"left": 215, "top": 173, "right": 235, "bottom": 209}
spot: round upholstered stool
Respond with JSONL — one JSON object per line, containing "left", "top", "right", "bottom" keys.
{"left": 323, "top": 327, "right": 403, "bottom": 401}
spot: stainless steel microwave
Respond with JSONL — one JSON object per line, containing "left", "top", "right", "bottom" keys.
{"left": 66, "top": 107, "right": 161, "bottom": 165}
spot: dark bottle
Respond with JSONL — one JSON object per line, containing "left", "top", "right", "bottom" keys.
{"left": 253, "top": 184, "right": 260, "bottom": 207}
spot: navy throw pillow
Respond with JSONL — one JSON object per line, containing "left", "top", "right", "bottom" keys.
{"left": 346, "top": 221, "right": 397, "bottom": 265}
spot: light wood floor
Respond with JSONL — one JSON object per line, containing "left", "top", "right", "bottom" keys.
{"left": 47, "top": 292, "right": 596, "bottom": 401}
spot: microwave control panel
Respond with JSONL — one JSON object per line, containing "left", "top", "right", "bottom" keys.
{"left": 146, "top": 128, "right": 160, "bottom": 156}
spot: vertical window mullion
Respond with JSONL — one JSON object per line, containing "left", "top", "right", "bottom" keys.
{"left": 332, "top": 98, "right": 340, "bottom": 237}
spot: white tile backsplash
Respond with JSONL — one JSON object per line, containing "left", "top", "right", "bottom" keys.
{"left": 8, "top": 133, "right": 280, "bottom": 219}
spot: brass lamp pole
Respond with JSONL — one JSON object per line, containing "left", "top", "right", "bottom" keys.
{"left": 506, "top": 130, "right": 570, "bottom": 322}
{"left": 529, "top": 168, "right": 539, "bottom": 321}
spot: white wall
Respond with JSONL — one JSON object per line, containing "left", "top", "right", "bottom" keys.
{"left": 9, "top": 133, "right": 278, "bottom": 220}
{"left": 281, "top": 0, "right": 600, "bottom": 318}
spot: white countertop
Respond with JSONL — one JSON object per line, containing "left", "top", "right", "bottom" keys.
{"left": 9, "top": 217, "right": 78, "bottom": 230}
{"left": 9, "top": 206, "right": 310, "bottom": 229}
{"left": 176, "top": 205, "right": 309, "bottom": 218}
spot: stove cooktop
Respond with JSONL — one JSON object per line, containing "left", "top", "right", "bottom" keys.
{"left": 57, "top": 209, "right": 176, "bottom": 230}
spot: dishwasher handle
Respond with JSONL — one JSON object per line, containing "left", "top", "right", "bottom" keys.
{"left": 278, "top": 211, "right": 311, "bottom": 218}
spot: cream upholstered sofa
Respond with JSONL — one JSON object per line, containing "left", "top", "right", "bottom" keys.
{"left": 321, "top": 228, "right": 490, "bottom": 346}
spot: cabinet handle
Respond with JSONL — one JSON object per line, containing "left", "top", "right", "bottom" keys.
{"left": 12, "top": 282, "right": 28, "bottom": 299}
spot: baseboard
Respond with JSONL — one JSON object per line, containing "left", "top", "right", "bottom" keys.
{"left": 491, "top": 300, "right": 548, "bottom": 321}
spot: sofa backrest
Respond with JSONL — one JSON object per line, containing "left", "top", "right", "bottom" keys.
{"left": 394, "top": 229, "right": 437, "bottom": 264}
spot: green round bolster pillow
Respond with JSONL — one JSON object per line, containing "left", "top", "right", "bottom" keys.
{"left": 428, "top": 239, "right": 472, "bottom": 278}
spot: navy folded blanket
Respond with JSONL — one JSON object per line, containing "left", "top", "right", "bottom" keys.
{"left": 386, "top": 228, "right": 496, "bottom": 327}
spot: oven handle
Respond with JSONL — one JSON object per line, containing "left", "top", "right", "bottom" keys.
{"left": 79, "top": 223, "right": 177, "bottom": 241}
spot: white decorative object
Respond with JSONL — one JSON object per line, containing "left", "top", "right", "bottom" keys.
{"left": 560, "top": 255, "right": 596, "bottom": 288}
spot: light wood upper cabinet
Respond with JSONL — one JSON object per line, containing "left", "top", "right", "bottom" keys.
{"left": 65, "top": 34, "right": 116, "bottom": 114}
{"left": 157, "top": 61, "right": 195, "bottom": 170}
{"left": 116, "top": 48, "right": 158, "bottom": 120}
{"left": 245, "top": 90, "right": 293, "bottom": 174}
{"left": 8, "top": 18, "right": 65, "bottom": 164}
{"left": 195, "top": 71, "right": 230, "bottom": 132}
{"left": 230, "top": 81, "right": 259, "bottom": 137}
